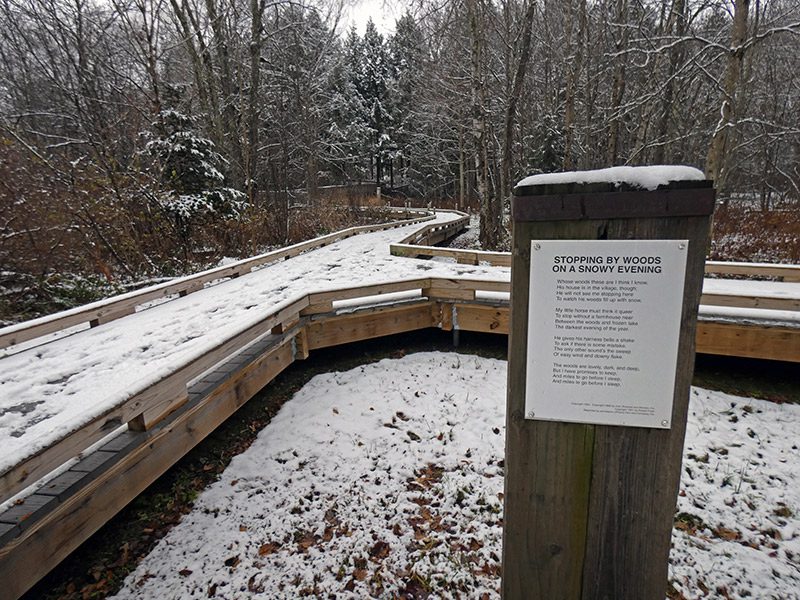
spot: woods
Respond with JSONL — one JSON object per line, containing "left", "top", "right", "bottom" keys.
{"left": 1, "top": 0, "right": 799, "bottom": 320}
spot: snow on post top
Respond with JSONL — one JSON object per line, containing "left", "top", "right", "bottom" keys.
{"left": 515, "top": 165, "right": 705, "bottom": 193}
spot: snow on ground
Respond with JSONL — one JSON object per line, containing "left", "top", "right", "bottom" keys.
{"left": 0, "top": 212, "right": 507, "bottom": 477}
{"left": 110, "top": 353, "right": 800, "bottom": 600}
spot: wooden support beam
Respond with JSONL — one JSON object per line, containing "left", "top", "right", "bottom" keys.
{"left": 294, "top": 328, "right": 310, "bottom": 360}
{"left": 300, "top": 301, "right": 334, "bottom": 316}
{"left": 305, "top": 304, "right": 436, "bottom": 350}
{"left": 178, "top": 282, "right": 205, "bottom": 297}
{"left": 271, "top": 316, "right": 300, "bottom": 335}
{"left": 453, "top": 304, "right": 509, "bottom": 334}
{"left": 423, "top": 287, "right": 476, "bottom": 301}
{"left": 128, "top": 386, "right": 189, "bottom": 432}
{"left": 696, "top": 321, "right": 800, "bottom": 362}
{"left": 431, "top": 302, "right": 453, "bottom": 331}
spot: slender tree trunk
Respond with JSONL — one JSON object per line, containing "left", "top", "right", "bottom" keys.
{"left": 606, "top": 0, "right": 629, "bottom": 166}
{"left": 467, "top": 0, "right": 498, "bottom": 249}
{"left": 246, "top": 0, "right": 264, "bottom": 204}
{"left": 501, "top": 0, "right": 537, "bottom": 198}
{"left": 563, "top": 0, "right": 586, "bottom": 170}
{"left": 705, "top": 0, "right": 750, "bottom": 189}
{"left": 459, "top": 125, "right": 466, "bottom": 210}
{"left": 653, "top": 0, "right": 687, "bottom": 164}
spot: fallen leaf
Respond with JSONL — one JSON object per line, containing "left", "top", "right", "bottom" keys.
{"left": 297, "top": 533, "right": 317, "bottom": 552}
{"left": 224, "top": 555, "right": 240, "bottom": 568}
{"left": 258, "top": 542, "right": 279, "bottom": 556}
{"left": 714, "top": 526, "right": 740, "bottom": 541}
{"left": 178, "top": 569, "right": 193, "bottom": 577}
{"left": 369, "top": 540, "right": 391, "bottom": 561}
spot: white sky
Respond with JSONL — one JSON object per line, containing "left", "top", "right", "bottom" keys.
{"left": 344, "top": 0, "right": 401, "bottom": 34}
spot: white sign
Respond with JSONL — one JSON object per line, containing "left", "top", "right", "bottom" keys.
{"left": 525, "top": 240, "right": 688, "bottom": 429}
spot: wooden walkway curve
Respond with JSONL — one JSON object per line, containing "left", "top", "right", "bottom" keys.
{"left": 0, "top": 210, "right": 798, "bottom": 598}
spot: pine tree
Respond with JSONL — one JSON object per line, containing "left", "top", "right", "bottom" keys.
{"left": 146, "top": 107, "right": 245, "bottom": 236}
{"left": 357, "top": 20, "right": 393, "bottom": 184}
{"left": 389, "top": 12, "right": 426, "bottom": 190}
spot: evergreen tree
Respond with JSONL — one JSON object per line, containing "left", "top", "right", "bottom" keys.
{"left": 389, "top": 12, "right": 427, "bottom": 190}
{"left": 146, "top": 107, "right": 245, "bottom": 235}
{"left": 327, "top": 26, "right": 372, "bottom": 181}
{"left": 357, "top": 20, "right": 393, "bottom": 184}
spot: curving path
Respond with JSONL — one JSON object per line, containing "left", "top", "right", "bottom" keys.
{"left": 0, "top": 212, "right": 502, "bottom": 482}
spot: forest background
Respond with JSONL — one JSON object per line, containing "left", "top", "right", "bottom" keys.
{"left": 1, "top": 0, "right": 798, "bottom": 323}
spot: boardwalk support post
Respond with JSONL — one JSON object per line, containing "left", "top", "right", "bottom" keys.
{"left": 502, "top": 170, "right": 715, "bottom": 599}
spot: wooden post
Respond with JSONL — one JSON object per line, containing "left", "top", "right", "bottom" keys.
{"left": 503, "top": 173, "right": 715, "bottom": 599}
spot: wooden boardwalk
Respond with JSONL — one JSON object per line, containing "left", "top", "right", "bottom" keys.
{"left": 1, "top": 211, "right": 798, "bottom": 598}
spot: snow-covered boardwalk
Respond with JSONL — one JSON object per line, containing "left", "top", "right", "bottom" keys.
{"left": 0, "top": 209, "right": 799, "bottom": 598}
{"left": 0, "top": 212, "right": 485, "bottom": 488}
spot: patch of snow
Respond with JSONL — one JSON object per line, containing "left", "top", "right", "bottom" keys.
{"left": 108, "top": 353, "right": 800, "bottom": 599}
{"left": 699, "top": 305, "right": 800, "bottom": 329}
{"left": 516, "top": 166, "right": 705, "bottom": 191}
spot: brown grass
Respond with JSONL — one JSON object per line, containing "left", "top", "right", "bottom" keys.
{"left": 710, "top": 205, "right": 800, "bottom": 264}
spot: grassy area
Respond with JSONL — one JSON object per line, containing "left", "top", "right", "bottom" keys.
{"left": 21, "top": 330, "right": 799, "bottom": 599}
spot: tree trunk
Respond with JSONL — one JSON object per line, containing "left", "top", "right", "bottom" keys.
{"left": 705, "top": 0, "right": 750, "bottom": 189}
{"left": 606, "top": 0, "right": 629, "bottom": 166}
{"left": 652, "top": 0, "right": 687, "bottom": 164}
{"left": 501, "top": 0, "right": 537, "bottom": 198}
{"left": 246, "top": 0, "right": 264, "bottom": 205}
{"left": 467, "top": 0, "right": 498, "bottom": 249}
{"left": 563, "top": 0, "right": 587, "bottom": 171}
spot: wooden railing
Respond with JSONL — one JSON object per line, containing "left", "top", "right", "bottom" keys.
{"left": 397, "top": 211, "right": 470, "bottom": 246}
{"left": 390, "top": 243, "right": 511, "bottom": 266}
{"left": 0, "top": 209, "right": 435, "bottom": 350}
{"left": 389, "top": 242, "right": 800, "bottom": 310}
{"left": 391, "top": 242, "right": 800, "bottom": 279}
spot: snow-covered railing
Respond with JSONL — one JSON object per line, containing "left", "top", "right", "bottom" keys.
{"left": 397, "top": 210, "right": 470, "bottom": 246}
{"left": 389, "top": 243, "right": 800, "bottom": 311}
{"left": 0, "top": 208, "right": 434, "bottom": 350}
{"left": 0, "top": 274, "right": 509, "bottom": 598}
{"left": 0, "top": 275, "right": 502, "bottom": 506}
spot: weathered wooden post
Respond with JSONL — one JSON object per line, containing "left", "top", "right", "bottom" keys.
{"left": 502, "top": 167, "right": 715, "bottom": 599}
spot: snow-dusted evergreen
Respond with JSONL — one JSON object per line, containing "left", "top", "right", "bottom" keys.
{"left": 146, "top": 109, "right": 245, "bottom": 221}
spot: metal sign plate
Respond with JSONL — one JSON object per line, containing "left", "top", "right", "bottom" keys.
{"left": 525, "top": 239, "right": 688, "bottom": 428}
